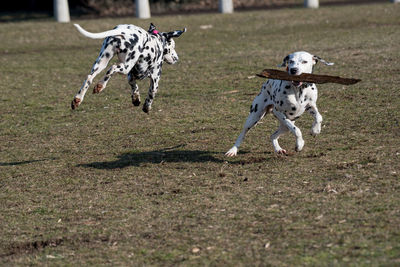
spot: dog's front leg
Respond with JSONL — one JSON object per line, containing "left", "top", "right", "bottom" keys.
{"left": 128, "top": 73, "right": 140, "bottom": 106}
{"left": 142, "top": 75, "right": 160, "bottom": 113}
{"left": 306, "top": 104, "right": 323, "bottom": 136}
{"left": 270, "top": 122, "right": 289, "bottom": 154}
{"left": 273, "top": 108, "right": 304, "bottom": 152}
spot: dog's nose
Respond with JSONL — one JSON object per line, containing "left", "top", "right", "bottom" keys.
{"left": 290, "top": 68, "right": 298, "bottom": 75}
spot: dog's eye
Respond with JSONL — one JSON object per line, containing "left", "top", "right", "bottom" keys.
{"left": 302, "top": 60, "right": 308, "bottom": 64}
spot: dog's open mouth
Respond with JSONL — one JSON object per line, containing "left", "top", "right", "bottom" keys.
{"left": 291, "top": 81, "right": 302, "bottom": 87}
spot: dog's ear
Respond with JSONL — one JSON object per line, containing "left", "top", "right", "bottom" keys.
{"left": 313, "top": 55, "right": 334, "bottom": 66}
{"left": 164, "top": 28, "right": 187, "bottom": 39}
{"left": 148, "top": 23, "right": 156, "bottom": 33}
{"left": 278, "top": 55, "right": 289, "bottom": 67}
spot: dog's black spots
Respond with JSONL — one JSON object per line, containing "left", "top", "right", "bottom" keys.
{"left": 283, "top": 91, "right": 287, "bottom": 95}
{"left": 104, "top": 76, "right": 109, "bottom": 81}
{"left": 121, "top": 32, "right": 125, "bottom": 35}
{"left": 145, "top": 54, "right": 151, "bottom": 62}
{"left": 280, "top": 101, "right": 283, "bottom": 106}
{"left": 105, "top": 52, "right": 110, "bottom": 58}
{"left": 264, "top": 98, "right": 268, "bottom": 102}
{"left": 254, "top": 104, "right": 258, "bottom": 113}
{"left": 151, "top": 47, "right": 154, "bottom": 53}
{"left": 267, "top": 91, "right": 271, "bottom": 96}
{"left": 293, "top": 116, "right": 300, "bottom": 121}
{"left": 285, "top": 85, "right": 290, "bottom": 89}
{"left": 292, "top": 107, "right": 296, "bottom": 111}
{"left": 279, "top": 80, "right": 282, "bottom": 87}
{"left": 250, "top": 104, "right": 253, "bottom": 113}
{"left": 129, "top": 34, "right": 139, "bottom": 46}
{"left": 289, "top": 112, "right": 294, "bottom": 116}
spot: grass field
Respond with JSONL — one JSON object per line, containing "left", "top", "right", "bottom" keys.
{"left": 1, "top": 3, "right": 400, "bottom": 265}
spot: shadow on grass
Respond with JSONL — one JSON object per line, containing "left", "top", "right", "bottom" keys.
{"left": 0, "top": 158, "right": 58, "bottom": 166}
{"left": 79, "top": 145, "right": 226, "bottom": 169}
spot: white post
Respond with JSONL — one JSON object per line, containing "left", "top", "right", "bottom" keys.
{"left": 219, "top": 0, "right": 233, "bottom": 13}
{"left": 136, "top": 0, "right": 151, "bottom": 19}
{"left": 54, "top": 0, "right": 70, "bottom": 23}
{"left": 304, "top": 0, "right": 319, "bottom": 8}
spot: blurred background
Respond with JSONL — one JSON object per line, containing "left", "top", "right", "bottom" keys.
{"left": 1, "top": 0, "right": 384, "bottom": 20}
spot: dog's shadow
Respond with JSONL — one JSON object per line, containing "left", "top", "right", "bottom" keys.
{"left": 79, "top": 144, "right": 227, "bottom": 169}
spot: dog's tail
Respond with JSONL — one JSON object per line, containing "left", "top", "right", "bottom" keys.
{"left": 74, "top": 24, "right": 124, "bottom": 39}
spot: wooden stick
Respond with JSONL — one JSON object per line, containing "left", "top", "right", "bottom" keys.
{"left": 257, "top": 69, "right": 361, "bottom": 85}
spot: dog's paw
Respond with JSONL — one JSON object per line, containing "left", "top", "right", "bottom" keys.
{"left": 142, "top": 104, "right": 151, "bottom": 113}
{"left": 310, "top": 124, "right": 321, "bottom": 136}
{"left": 225, "top": 147, "right": 238, "bottom": 157}
{"left": 276, "top": 149, "right": 287, "bottom": 155}
{"left": 93, "top": 83, "right": 104, "bottom": 94}
{"left": 132, "top": 97, "right": 141, "bottom": 107}
{"left": 295, "top": 139, "right": 305, "bottom": 152}
{"left": 71, "top": 98, "right": 81, "bottom": 110}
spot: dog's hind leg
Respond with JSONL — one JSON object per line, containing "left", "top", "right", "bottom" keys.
{"left": 225, "top": 96, "right": 268, "bottom": 157}
{"left": 128, "top": 73, "right": 140, "bottom": 106}
{"left": 71, "top": 40, "right": 115, "bottom": 109}
{"left": 95, "top": 45, "right": 141, "bottom": 94}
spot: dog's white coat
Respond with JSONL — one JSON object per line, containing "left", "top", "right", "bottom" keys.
{"left": 226, "top": 51, "right": 334, "bottom": 156}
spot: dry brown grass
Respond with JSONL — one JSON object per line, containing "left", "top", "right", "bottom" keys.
{"left": 1, "top": 3, "right": 399, "bottom": 265}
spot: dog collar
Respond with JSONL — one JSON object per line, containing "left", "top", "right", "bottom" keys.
{"left": 152, "top": 30, "right": 159, "bottom": 35}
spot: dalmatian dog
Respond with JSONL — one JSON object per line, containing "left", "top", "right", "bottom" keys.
{"left": 71, "top": 23, "right": 186, "bottom": 113}
{"left": 226, "top": 51, "right": 334, "bottom": 157}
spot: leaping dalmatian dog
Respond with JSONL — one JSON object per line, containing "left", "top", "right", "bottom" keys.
{"left": 226, "top": 51, "right": 334, "bottom": 157}
{"left": 71, "top": 23, "right": 186, "bottom": 113}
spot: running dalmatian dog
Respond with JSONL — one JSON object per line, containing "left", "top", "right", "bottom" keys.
{"left": 226, "top": 51, "right": 334, "bottom": 157}
{"left": 71, "top": 23, "right": 186, "bottom": 113}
